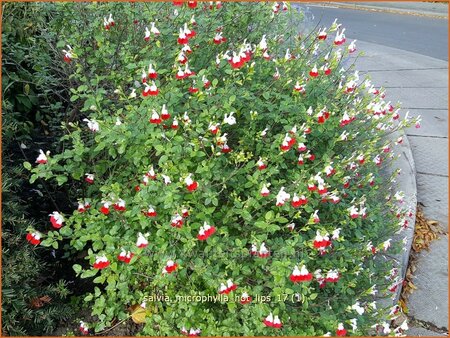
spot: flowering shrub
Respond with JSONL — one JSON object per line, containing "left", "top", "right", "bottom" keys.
{"left": 25, "top": 2, "right": 419, "bottom": 335}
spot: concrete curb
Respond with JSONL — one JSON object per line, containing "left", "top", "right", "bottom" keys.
{"left": 390, "top": 130, "right": 417, "bottom": 304}
{"left": 305, "top": 2, "right": 448, "bottom": 19}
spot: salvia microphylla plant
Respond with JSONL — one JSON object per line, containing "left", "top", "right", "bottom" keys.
{"left": 25, "top": 1, "right": 420, "bottom": 336}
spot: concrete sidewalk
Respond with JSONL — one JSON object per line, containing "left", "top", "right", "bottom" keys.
{"left": 308, "top": 1, "right": 448, "bottom": 19}
{"left": 353, "top": 40, "right": 448, "bottom": 336}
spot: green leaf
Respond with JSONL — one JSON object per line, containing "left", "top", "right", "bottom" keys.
{"left": 265, "top": 210, "right": 274, "bottom": 221}
{"left": 23, "top": 161, "right": 32, "bottom": 170}
{"left": 73, "top": 264, "right": 82, "bottom": 275}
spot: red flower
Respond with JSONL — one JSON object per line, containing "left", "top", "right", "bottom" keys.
{"left": 188, "top": 1, "right": 197, "bottom": 8}
{"left": 49, "top": 211, "right": 64, "bottom": 229}
{"left": 100, "top": 202, "right": 111, "bottom": 215}
{"left": 85, "top": 173, "right": 94, "bottom": 184}
{"left": 291, "top": 194, "right": 307, "bottom": 207}
{"left": 143, "top": 206, "right": 157, "bottom": 217}
{"left": 161, "top": 104, "right": 170, "bottom": 120}
{"left": 171, "top": 213, "right": 184, "bottom": 228}
{"left": 143, "top": 82, "right": 159, "bottom": 96}
{"left": 257, "top": 157, "right": 267, "bottom": 170}
{"left": 113, "top": 199, "right": 126, "bottom": 212}
{"left": 185, "top": 174, "right": 198, "bottom": 191}
{"left": 197, "top": 222, "right": 216, "bottom": 240}
{"left": 136, "top": 232, "right": 149, "bottom": 248}
{"left": 117, "top": 249, "right": 134, "bottom": 264}
{"left": 336, "top": 323, "right": 347, "bottom": 336}
{"left": 164, "top": 260, "right": 178, "bottom": 274}
{"left": 26, "top": 232, "right": 41, "bottom": 245}
{"left": 150, "top": 110, "right": 162, "bottom": 124}
{"left": 178, "top": 28, "right": 189, "bottom": 45}
{"left": 148, "top": 64, "right": 157, "bottom": 79}
{"left": 290, "top": 265, "right": 313, "bottom": 283}
{"left": 36, "top": 149, "right": 49, "bottom": 164}
{"left": 93, "top": 255, "right": 110, "bottom": 269}
{"left": 325, "top": 269, "right": 340, "bottom": 283}
{"left": 313, "top": 231, "right": 331, "bottom": 249}
{"left": 240, "top": 292, "right": 252, "bottom": 304}
{"left": 318, "top": 28, "right": 327, "bottom": 40}
{"left": 189, "top": 86, "right": 199, "bottom": 94}
{"left": 309, "top": 65, "right": 319, "bottom": 77}
{"left": 260, "top": 184, "right": 270, "bottom": 197}
{"left": 257, "top": 242, "right": 270, "bottom": 258}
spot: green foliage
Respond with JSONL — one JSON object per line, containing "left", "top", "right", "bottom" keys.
{"left": 26, "top": 2, "right": 417, "bottom": 335}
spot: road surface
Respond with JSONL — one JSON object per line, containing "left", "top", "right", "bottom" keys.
{"left": 294, "top": 4, "right": 448, "bottom": 61}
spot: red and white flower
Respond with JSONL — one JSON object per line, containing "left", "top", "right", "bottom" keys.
{"left": 257, "top": 157, "right": 267, "bottom": 170}
{"left": 349, "top": 205, "right": 359, "bottom": 219}
{"left": 263, "top": 313, "right": 282, "bottom": 328}
{"left": 258, "top": 242, "right": 270, "bottom": 258}
{"left": 297, "top": 142, "right": 307, "bottom": 152}
{"left": 148, "top": 63, "right": 157, "bottom": 79}
{"left": 213, "top": 32, "right": 226, "bottom": 44}
{"left": 171, "top": 213, "right": 184, "bottom": 228}
{"left": 143, "top": 81, "right": 159, "bottom": 96}
{"left": 276, "top": 187, "right": 290, "bottom": 206}
{"left": 336, "top": 323, "right": 347, "bottom": 336}
{"left": 185, "top": 174, "right": 198, "bottom": 191}
{"left": 313, "top": 231, "right": 331, "bottom": 250}
{"left": 144, "top": 27, "right": 151, "bottom": 42}
{"left": 291, "top": 193, "right": 307, "bottom": 207}
{"left": 309, "top": 64, "right": 319, "bottom": 77}
{"left": 146, "top": 166, "right": 157, "bottom": 180}
{"left": 294, "top": 81, "right": 305, "bottom": 93}
{"left": 280, "top": 133, "right": 295, "bottom": 151}
{"left": 93, "top": 255, "right": 110, "bottom": 269}
{"left": 49, "top": 211, "right": 64, "bottom": 229}
{"left": 144, "top": 206, "right": 157, "bottom": 217}
{"left": 318, "top": 28, "right": 327, "bottom": 40}
{"left": 197, "top": 221, "right": 216, "bottom": 240}
{"left": 178, "top": 28, "right": 188, "bottom": 45}
{"left": 325, "top": 269, "right": 340, "bottom": 283}
{"left": 348, "top": 40, "right": 357, "bottom": 53}
{"left": 150, "top": 22, "right": 160, "bottom": 36}
{"left": 78, "top": 201, "right": 91, "bottom": 213}
{"left": 172, "top": 118, "right": 179, "bottom": 130}
{"left": 62, "top": 45, "right": 73, "bottom": 63}
{"left": 113, "top": 199, "right": 126, "bottom": 212}
{"left": 100, "top": 201, "right": 111, "bottom": 215}
{"left": 250, "top": 243, "right": 257, "bottom": 255}
{"left": 240, "top": 292, "right": 252, "bottom": 304}
{"left": 118, "top": 249, "right": 134, "bottom": 264}
{"left": 312, "top": 210, "right": 320, "bottom": 223}
{"left": 160, "top": 104, "right": 170, "bottom": 120}
{"left": 136, "top": 232, "right": 149, "bottom": 248}
{"left": 36, "top": 149, "right": 49, "bottom": 164}
{"left": 176, "top": 67, "right": 186, "bottom": 80}
{"left": 219, "top": 279, "right": 237, "bottom": 294}
{"left": 334, "top": 28, "right": 346, "bottom": 45}
{"left": 290, "top": 265, "right": 313, "bottom": 282}
{"left": 79, "top": 321, "right": 89, "bottom": 335}
{"left": 26, "top": 231, "right": 41, "bottom": 245}
{"left": 150, "top": 110, "right": 162, "bottom": 124}
{"left": 163, "top": 260, "right": 178, "bottom": 274}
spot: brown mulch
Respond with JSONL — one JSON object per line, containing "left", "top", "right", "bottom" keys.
{"left": 399, "top": 206, "right": 446, "bottom": 313}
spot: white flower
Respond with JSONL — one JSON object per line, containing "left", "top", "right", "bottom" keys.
{"left": 223, "top": 112, "right": 236, "bottom": 125}
{"left": 83, "top": 118, "right": 99, "bottom": 132}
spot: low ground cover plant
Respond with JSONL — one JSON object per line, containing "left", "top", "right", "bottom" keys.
{"left": 25, "top": 2, "right": 419, "bottom": 335}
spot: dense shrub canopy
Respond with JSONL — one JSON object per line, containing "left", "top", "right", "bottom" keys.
{"left": 26, "top": 2, "right": 417, "bottom": 335}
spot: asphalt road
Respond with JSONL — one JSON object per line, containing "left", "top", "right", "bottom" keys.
{"left": 294, "top": 5, "right": 448, "bottom": 61}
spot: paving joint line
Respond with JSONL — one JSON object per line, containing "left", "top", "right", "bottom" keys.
{"left": 407, "top": 134, "right": 448, "bottom": 139}
{"left": 409, "top": 316, "right": 449, "bottom": 334}
{"left": 416, "top": 171, "right": 448, "bottom": 178}
{"left": 360, "top": 68, "right": 448, "bottom": 73}
{"left": 402, "top": 107, "right": 448, "bottom": 111}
